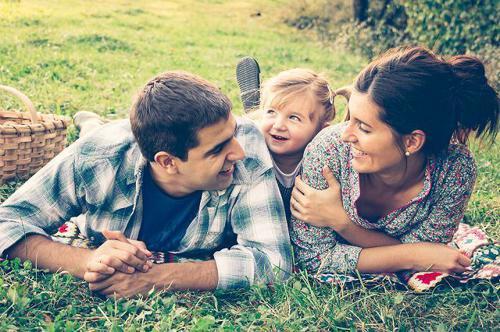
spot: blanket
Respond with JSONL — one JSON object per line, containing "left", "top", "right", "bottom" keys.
{"left": 315, "top": 223, "right": 499, "bottom": 291}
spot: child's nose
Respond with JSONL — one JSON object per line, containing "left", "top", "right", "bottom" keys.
{"left": 272, "top": 117, "right": 286, "bottom": 130}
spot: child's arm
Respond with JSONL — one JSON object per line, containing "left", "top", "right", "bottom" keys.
{"left": 292, "top": 168, "right": 400, "bottom": 248}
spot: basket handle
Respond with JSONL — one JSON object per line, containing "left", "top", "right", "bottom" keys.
{"left": 0, "top": 84, "right": 39, "bottom": 124}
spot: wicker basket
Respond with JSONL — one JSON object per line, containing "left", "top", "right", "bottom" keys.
{"left": 0, "top": 85, "right": 71, "bottom": 184}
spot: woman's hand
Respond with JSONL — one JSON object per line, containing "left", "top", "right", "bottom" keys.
{"left": 357, "top": 242, "right": 471, "bottom": 274}
{"left": 411, "top": 242, "right": 471, "bottom": 274}
{"left": 291, "top": 166, "right": 349, "bottom": 231}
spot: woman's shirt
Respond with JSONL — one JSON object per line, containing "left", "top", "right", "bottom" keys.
{"left": 290, "top": 122, "right": 477, "bottom": 274}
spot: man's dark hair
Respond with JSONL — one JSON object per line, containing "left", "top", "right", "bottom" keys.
{"left": 130, "top": 71, "right": 232, "bottom": 161}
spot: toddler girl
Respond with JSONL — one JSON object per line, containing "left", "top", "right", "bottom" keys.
{"left": 251, "top": 68, "right": 336, "bottom": 221}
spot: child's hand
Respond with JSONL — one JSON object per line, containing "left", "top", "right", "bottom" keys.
{"left": 291, "top": 166, "right": 349, "bottom": 230}
{"left": 83, "top": 231, "right": 153, "bottom": 283}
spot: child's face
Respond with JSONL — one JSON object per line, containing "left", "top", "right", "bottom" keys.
{"left": 260, "top": 94, "right": 325, "bottom": 157}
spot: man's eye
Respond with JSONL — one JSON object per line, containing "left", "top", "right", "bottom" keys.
{"left": 212, "top": 146, "right": 224, "bottom": 155}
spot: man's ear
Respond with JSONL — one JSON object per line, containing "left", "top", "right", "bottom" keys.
{"left": 404, "top": 130, "right": 426, "bottom": 154}
{"left": 154, "top": 151, "right": 179, "bottom": 175}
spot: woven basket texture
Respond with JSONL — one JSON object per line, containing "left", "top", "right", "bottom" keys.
{"left": 0, "top": 85, "right": 70, "bottom": 184}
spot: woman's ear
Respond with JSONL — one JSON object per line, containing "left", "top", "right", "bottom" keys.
{"left": 404, "top": 130, "right": 426, "bottom": 154}
{"left": 154, "top": 151, "right": 178, "bottom": 174}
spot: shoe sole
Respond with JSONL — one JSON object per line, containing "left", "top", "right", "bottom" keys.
{"left": 236, "top": 56, "right": 261, "bottom": 112}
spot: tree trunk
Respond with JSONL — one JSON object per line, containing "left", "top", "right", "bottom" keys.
{"left": 353, "top": 0, "right": 369, "bottom": 22}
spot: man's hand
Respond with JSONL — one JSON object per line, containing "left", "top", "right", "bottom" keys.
{"left": 89, "top": 267, "right": 159, "bottom": 299}
{"left": 89, "top": 260, "right": 218, "bottom": 298}
{"left": 291, "top": 166, "right": 348, "bottom": 230}
{"left": 84, "top": 230, "right": 153, "bottom": 283}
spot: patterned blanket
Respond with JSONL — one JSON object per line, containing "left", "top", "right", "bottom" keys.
{"left": 315, "top": 223, "right": 499, "bottom": 291}
{"left": 50, "top": 221, "right": 205, "bottom": 264}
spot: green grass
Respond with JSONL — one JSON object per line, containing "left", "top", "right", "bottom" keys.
{"left": 0, "top": 0, "right": 498, "bottom": 330}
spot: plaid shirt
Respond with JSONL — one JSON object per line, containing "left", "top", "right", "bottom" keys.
{"left": 0, "top": 118, "right": 292, "bottom": 289}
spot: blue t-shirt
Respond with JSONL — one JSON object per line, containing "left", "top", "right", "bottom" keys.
{"left": 138, "top": 167, "right": 202, "bottom": 252}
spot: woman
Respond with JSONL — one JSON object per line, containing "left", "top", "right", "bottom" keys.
{"left": 290, "top": 46, "right": 498, "bottom": 275}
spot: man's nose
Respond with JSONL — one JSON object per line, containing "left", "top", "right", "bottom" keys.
{"left": 227, "top": 138, "right": 245, "bottom": 162}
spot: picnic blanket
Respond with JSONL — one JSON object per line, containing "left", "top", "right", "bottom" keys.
{"left": 315, "top": 223, "right": 499, "bottom": 291}
{"left": 51, "top": 221, "right": 206, "bottom": 264}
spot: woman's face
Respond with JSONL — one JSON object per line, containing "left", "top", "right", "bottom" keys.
{"left": 341, "top": 90, "right": 405, "bottom": 174}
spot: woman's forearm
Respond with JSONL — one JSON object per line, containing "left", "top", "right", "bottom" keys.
{"left": 355, "top": 242, "right": 470, "bottom": 274}
{"left": 333, "top": 210, "right": 401, "bottom": 248}
{"left": 356, "top": 244, "right": 415, "bottom": 273}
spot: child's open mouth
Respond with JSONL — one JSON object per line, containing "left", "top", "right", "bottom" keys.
{"left": 270, "top": 134, "right": 288, "bottom": 141}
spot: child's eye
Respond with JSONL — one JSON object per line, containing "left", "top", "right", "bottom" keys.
{"left": 265, "top": 109, "right": 276, "bottom": 115}
{"left": 289, "top": 115, "right": 301, "bottom": 122}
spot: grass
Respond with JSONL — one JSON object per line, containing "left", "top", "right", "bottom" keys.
{"left": 0, "top": 0, "right": 498, "bottom": 330}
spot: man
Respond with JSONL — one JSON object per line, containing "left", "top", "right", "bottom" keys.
{"left": 0, "top": 71, "right": 292, "bottom": 298}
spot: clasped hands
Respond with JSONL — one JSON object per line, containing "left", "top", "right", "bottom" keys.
{"left": 84, "top": 230, "right": 156, "bottom": 298}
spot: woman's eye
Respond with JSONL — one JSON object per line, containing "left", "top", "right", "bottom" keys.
{"left": 358, "top": 123, "right": 370, "bottom": 133}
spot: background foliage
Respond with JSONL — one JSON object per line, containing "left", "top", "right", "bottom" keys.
{"left": 0, "top": 0, "right": 498, "bottom": 330}
{"left": 285, "top": 0, "right": 499, "bottom": 89}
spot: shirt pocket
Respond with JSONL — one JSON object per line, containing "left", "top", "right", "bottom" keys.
{"left": 204, "top": 204, "right": 229, "bottom": 248}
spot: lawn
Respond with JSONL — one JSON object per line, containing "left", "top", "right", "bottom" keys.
{"left": 0, "top": 0, "right": 498, "bottom": 330}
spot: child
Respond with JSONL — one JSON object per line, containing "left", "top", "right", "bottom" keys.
{"left": 249, "top": 68, "right": 336, "bottom": 221}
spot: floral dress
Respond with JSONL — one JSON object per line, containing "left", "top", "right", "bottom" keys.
{"left": 290, "top": 122, "right": 477, "bottom": 274}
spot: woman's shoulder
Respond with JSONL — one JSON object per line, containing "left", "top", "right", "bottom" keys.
{"left": 439, "top": 143, "right": 475, "bottom": 171}
{"left": 430, "top": 143, "right": 477, "bottom": 190}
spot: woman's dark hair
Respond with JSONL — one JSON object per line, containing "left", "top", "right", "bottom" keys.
{"left": 354, "top": 46, "right": 498, "bottom": 155}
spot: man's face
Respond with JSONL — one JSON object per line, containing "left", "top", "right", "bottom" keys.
{"left": 174, "top": 114, "right": 245, "bottom": 192}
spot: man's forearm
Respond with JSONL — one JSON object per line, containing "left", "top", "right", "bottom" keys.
{"left": 89, "top": 259, "right": 219, "bottom": 297}
{"left": 6, "top": 235, "right": 91, "bottom": 279}
{"left": 153, "top": 260, "right": 218, "bottom": 291}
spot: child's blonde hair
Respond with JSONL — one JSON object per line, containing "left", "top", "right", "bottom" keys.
{"left": 259, "top": 68, "right": 336, "bottom": 123}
